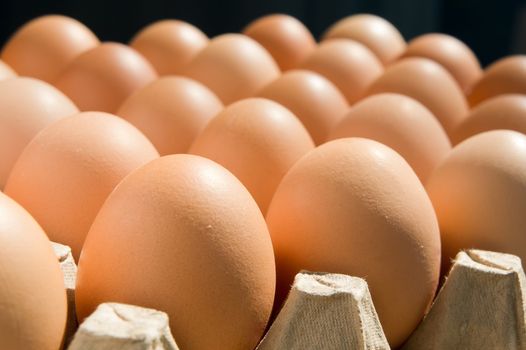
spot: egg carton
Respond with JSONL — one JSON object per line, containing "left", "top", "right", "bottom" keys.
{"left": 53, "top": 244, "right": 526, "bottom": 350}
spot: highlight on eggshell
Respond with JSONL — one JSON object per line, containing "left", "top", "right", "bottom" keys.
{"left": 4, "top": 111, "right": 159, "bottom": 260}
{"left": 117, "top": 76, "right": 224, "bottom": 155}
{"left": 257, "top": 69, "right": 349, "bottom": 145}
{"left": 243, "top": 14, "right": 317, "bottom": 71}
{"left": 1, "top": 15, "right": 100, "bottom": 82}
{"left": 0, "top": 59, "right": 16, "bottom": 80}
{"left": 130, "top": 19, "right": 209, "bottom": 75}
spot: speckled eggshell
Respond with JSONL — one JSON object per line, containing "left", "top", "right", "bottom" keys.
{"left": 130, "top": 20, "right": 209, "bottom": 75}
{"left": 300, "top": 39, "right": 383, "bottom": 104}
{"left": 401, "top": 33, "right": 482, "bottom": 94}
{"left": 243, "top": 14, "right": 316, "bottom": 71}
{"left": 468, "top": 55, "right": 526, "bottom": 107}
{"left": 452, "top": 94, "right": 526, "bottom": 145}
{"left": 4, "top": 112, "right": 159, "bottom": 260}
{"left": 117, "top": 76, "right": 223, "bottom": 155}
{"left": 76, "top": 154, "right": 276, "bottom": 350}
{"left": 266, "top": 138, "right": 441, "bottom": 348}
{"left": 366, "top": 57, "right": 469, "bottom": 139}
{"left": 0, "top": 60, "right": 16, "bottom": 80}
{"left": 329, "top": 93, "right": 451, "bottom": 183}
{"left": 1, "top": 15, "right": 99, "bottom": 82}
{"left": 257, "top": 69, "right": 349, "bottom": 145}
{"left": 182, "top": 34, "right": 280, "bottom": 104}
{"left": 189, "top": 98, "right": 314, "bottom": 213}
{"left": 426, "top": 130, "right": 526, "bottom": 273}
{"left": 53, "top": 42, "right": 158, "bottom": 113}
{"left": 0, "top": 77, "right": 79, "bottom": 189}
{"left": 323, "top": 14, "right": 406, "bottom": 65}
{"left": 0, "top": 192, "right": 67, "bottom": 350}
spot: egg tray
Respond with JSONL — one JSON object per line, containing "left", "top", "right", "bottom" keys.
{"left": 53, "top": 242, "right": 526, "bottom": 350}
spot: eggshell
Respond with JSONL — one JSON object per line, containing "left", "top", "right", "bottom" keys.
{"left": 300, "top": 39, "right": 383, "bottom": 104}
{"left": 329, "top": 93, "right": 451, "bottom": 183}
{"left": 401, "top": 33, "right": 482, "bottom": 94}
{"left": 452, "top": 94, "right": 526, "bottom": 145}
{"left": 468, "top": 55, "right": 526, "bottom": 107}
{"left": 257, "top": 70, "right": 348, "bottom": 145}
{"left": 243, "top": 14, "right": 316, "bottom": 71}
{"left": 426, "top": 130, "right": 526, "bottom": 272}
{"left": 189, "top": 98, "right": 314, "bottom": 213}
{"left": 323, "top": 14, "right": 406, "bottom": 65}
{"left": 0, "top": 77, "right": 79, "bottom": 189}
{"left": 117, "top": 76, "right": 223, "bottom": 155}
{"left": 54, "top": 42, "right": 158, "bottom": 113}
{"left": 266, "top": 138, "right": 441, "bottom": 348}
{"left": 76, "top": 154, "right": 276, "bottom": 350}
{"left": 182, "top": 33, "right": 280, "bottom": 104}
{"left": 0, "top": 192, "right": 67, "bottom": 350}
{"left": 1, "top": 15, "right": 99, "bottom": 82}
{"left": 0, "top": 59, "right": 16, "bottom": 80}
{"left": 4, "top": 112, "right": 159, "bottom": 260}
{"left": 366, "top": 57, "right": 469, "bottom": 139}
{"left": 130, "top": 20, "right": 209, "bottom": 75}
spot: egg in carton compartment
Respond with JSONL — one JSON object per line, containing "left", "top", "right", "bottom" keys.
{"left": 56, "top": 245, "right": 526, "bottom": 350}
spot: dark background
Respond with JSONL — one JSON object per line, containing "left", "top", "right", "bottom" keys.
{"left": 0, "top": 0, "right": 525, "bottom": 66}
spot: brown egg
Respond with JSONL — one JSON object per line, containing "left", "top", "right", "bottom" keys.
{"left": 366, "top": 57, "right": 469, "bottom": 139}
{"left": 54, "top": 42, "right": 158, "bottom": 113}
{"left": 329, "top": 93, "right": 451, "bottom": 183}
{"left": 401, "top": 33, "right": 482, "bottom": 94}
{"left": 117, "top": 76, "right": 223, "bottom": 155}
{"left": 76, "top": 154, "right": 276, "bottom": 350}
{"left": 0, "top": 192, "right": 66, "bottom": 350}
{"left": 300, "top": 39, "right": 383, "bottom": 104}
{"left": 266, "top": 138, "right": 441, "bottom": 348}
{"left": 243, "top": 14, "right": 316, "bottom": 71}
{"left": 452, "top": 94, "right": 526, "bottom": 145}
{"left": 426, "top": 130, "right": 526, "bottom": 273}
{"left": 1, "top": 15, "right": 99, "bottom": 82}
{"left": 468, "top": 55, "right": 526, "bottom": 107}
{"left": 257, "top": 70, "right": 349, "bottom": 145}
{"left": 0, "top": 77, "right": 78, "bottom": 189}
{"left": 189, "top": 98, "right": 314, "bottom": 213}
{"left": 182, "top": 34, "right": 280, "bottom": 104}
{"left": 130, "top": 20, "right": 209, "bottom": 75}
{"left": 5, "top": 112, "right": 159, "bottom": 260}
{"left": 0, "top": 59, "right": 16, "bottom": 80}
{"left": 323, "top": 14, "right": 406, "bottom": 65}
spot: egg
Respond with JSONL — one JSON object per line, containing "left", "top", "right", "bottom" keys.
{"left": 182, "top": 34, "right": 280, "bottom": 104}
{"left": 401, "top": 33, "right": 482, "bottom": 94}
{"left": 0, "top": 192, "right": 66, "bottom": 350}
{"left": 300, "top": 39, "right": 383, "bottom": 104}
{"left": 468, "top": 55, "right": 526, "bottom": 107}
{"left": 53, "top": 42, "right": 158, "bottom": 113}
{"left": 1, "top": 15, "right": 99, "bottom": 82}
{"left": 329, "top": 93, "right": 451, "bottom": 183}
{"left": 130, "top": 20, "right": 209, "bottom": 75}
{"left": 4, "top": 112, "right": 159, "bottom": 260}
{"left": 266, "top": 138, "right": 441, "bottom": 348}
{"left": 452, "top": 94, "right": 526, "bottom": 145}
{"left": 257, "top": 70, "right": 349, "bottom": 145}
{"left": 0, "top": 59, "right": 16, "bottom": 79}
{"left": 322, "top": 14, "right": 406, "bottom": 65}
{"left": 366, "top": 57, "right": 469, "bottom": 139}
{"left": 426, "top": 130, "right": 526, "bottom": 272}
{"left": 243, "top": 14, "right": 316, "bottom": 71}
{"left": 0, "top": 77, "right": 78, "bottom": 189}
{"left": 76, "top": 154, "right": 276, "bottom": 350}
{"left": 189, "top": 98, "right": 314, "bottom": 213}
{"left": 117, "top": 76, "right": 223, "bottom": 155}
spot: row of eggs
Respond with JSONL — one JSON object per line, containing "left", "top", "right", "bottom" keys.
{"left": 0, "top": 13, "right": 526, "bottom": 350}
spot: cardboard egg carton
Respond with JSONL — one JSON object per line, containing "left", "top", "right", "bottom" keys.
{"left": 55, "top": 244, "right": 526, "bottom": 350}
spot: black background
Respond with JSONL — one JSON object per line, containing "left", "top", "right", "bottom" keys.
{"left": 0, "top": 0, "right": 524, "bottom": 66}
